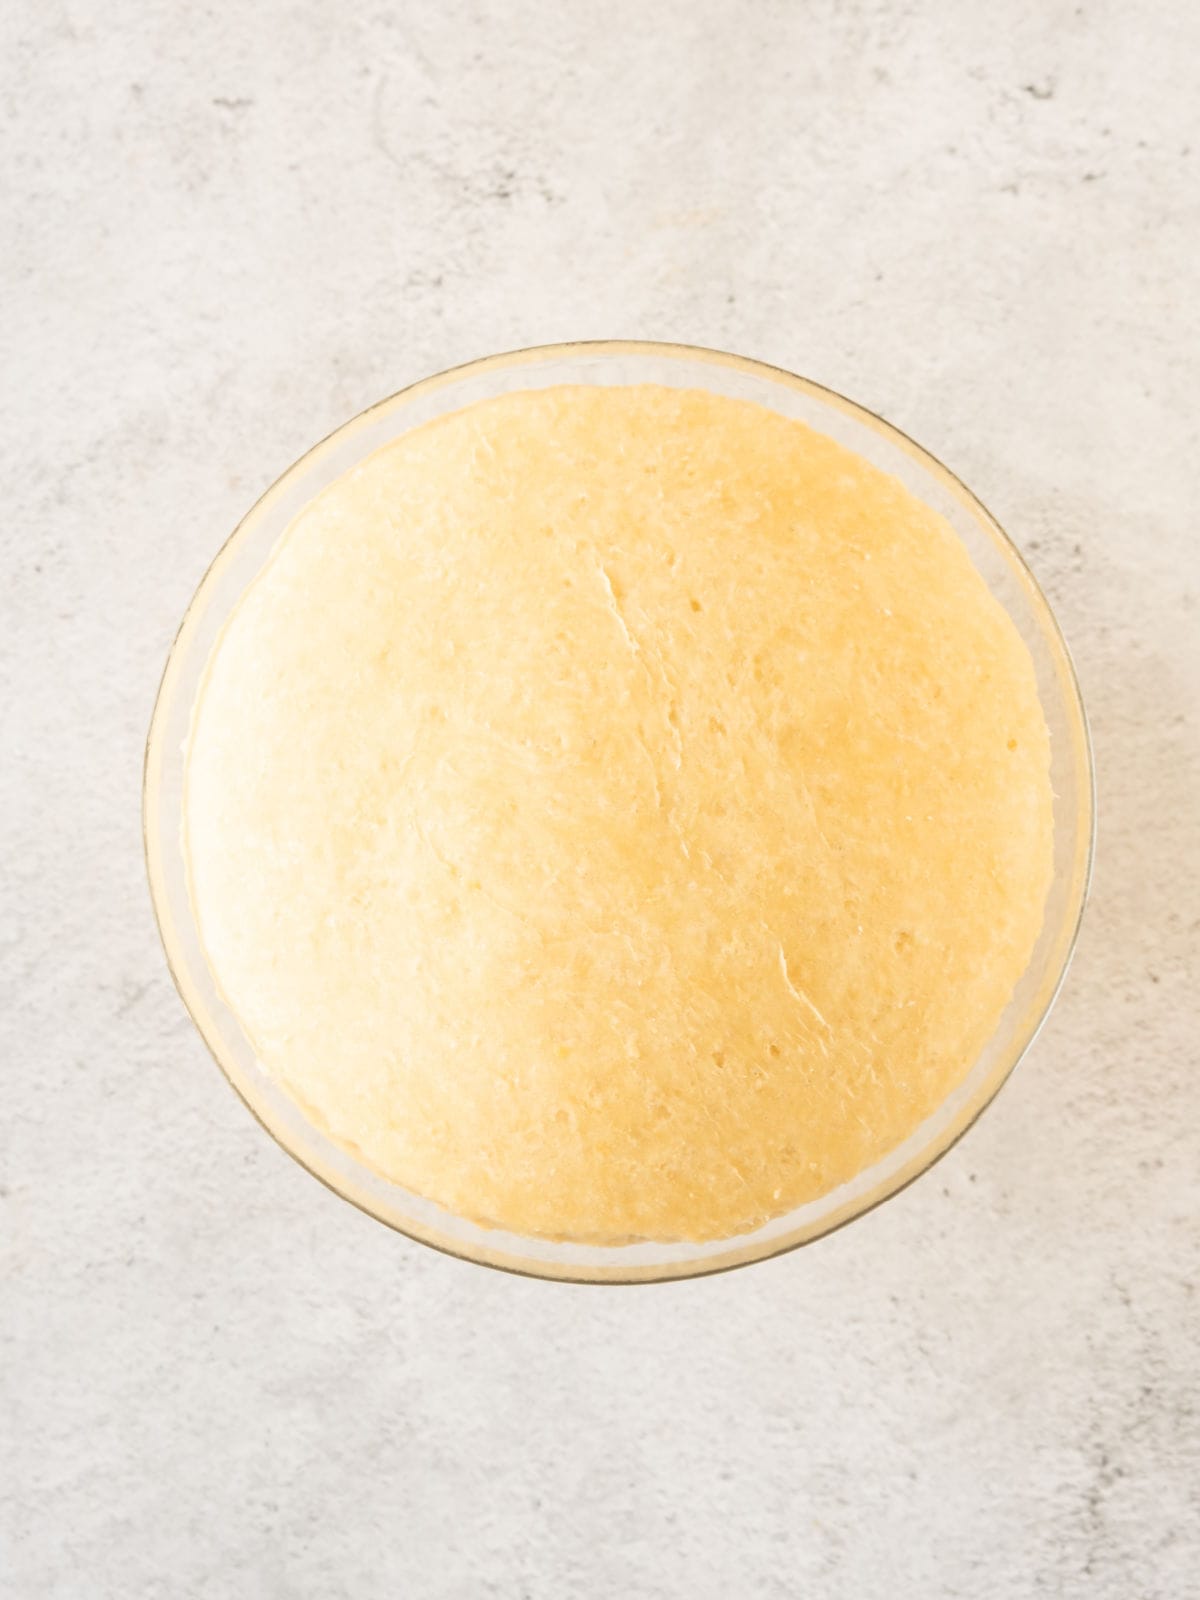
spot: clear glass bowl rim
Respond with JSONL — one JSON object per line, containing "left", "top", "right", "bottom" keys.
{"left": 144, "top": 339, "right": 1095, "bottom": 1284}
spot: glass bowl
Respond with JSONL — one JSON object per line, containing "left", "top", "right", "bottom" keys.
{"left": 144, "top": 340, "right": 1094, "bottom": 1283}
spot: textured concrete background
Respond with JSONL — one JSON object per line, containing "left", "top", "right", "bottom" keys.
{"left": 2, "top": 2, "right": 1198, "bottom": 1596}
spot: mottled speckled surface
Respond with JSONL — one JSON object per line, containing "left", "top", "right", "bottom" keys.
{"left": 2, "top": 3, "right": 1197, "bottom": 1596}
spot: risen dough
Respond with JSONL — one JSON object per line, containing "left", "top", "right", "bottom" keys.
{"left": 185, "top": 385, "right": 1053, "bottom": 1242}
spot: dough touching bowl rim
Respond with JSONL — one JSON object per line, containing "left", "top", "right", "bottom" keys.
{"left": 144, "top": 339, "right": 1095, "bottom": 1283}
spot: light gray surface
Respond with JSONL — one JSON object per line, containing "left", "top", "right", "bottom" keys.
{"left": 2, "top": 2, "right": 1198, "bottom": 1596}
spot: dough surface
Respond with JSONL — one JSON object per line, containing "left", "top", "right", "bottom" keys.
{"left": 185, "top": 384, "right": 1053, "bottom": 1242}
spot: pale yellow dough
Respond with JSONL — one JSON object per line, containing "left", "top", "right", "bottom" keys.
{"left": 186, "top": 385, "right": 1053, "bottom": 1242}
